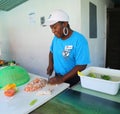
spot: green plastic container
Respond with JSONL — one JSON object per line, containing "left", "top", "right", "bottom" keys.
{"left": 0, "top": 66, "right": 30, "bottom": 88}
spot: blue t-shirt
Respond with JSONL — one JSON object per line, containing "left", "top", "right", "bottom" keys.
{"left": 50, "top": 31, "right": 90, "bottom": 75}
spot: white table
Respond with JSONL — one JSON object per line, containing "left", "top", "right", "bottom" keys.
{"left": 0, "top": 73, "right": 69, "bottom": 114}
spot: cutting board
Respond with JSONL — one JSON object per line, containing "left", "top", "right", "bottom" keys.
{"left": 0, "top": 73, "right": 69, "bottom": 114}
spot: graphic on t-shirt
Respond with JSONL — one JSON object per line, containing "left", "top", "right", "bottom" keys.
{"left": 62, "top": 45, "right": 73, "bottom": 57}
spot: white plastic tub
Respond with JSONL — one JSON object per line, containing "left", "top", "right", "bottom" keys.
{"left": 78, "top": 67, "right": 120, "bottom": 95}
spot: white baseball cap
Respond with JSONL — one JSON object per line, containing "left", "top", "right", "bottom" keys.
{"left": 45, "top": 9, "right": 69, "bottom": 26}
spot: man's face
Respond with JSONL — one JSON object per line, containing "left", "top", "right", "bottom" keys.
{"left": 50, "top": 22, "right": 63, "bottom": 38}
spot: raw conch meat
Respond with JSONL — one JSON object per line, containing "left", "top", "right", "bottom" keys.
{"left": 24, "top": 78, "right": 47, "bottom": 92}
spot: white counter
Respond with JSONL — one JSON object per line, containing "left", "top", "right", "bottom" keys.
{"left": 0, "top": 73, "right": 69, "bottom": 114}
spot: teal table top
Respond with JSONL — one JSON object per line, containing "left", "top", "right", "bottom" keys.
{"left": 72, "top": 84, "right": 120, "bottom": 103}
{"left": 30, "top": 87, "right": 120, "bottom": 114}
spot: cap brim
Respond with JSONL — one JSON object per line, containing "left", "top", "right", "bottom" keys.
{"left": 43, "top": 20, "right": 58, "bottom": 26}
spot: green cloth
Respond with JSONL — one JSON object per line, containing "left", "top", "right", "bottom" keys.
{"left": 72, "top": 84, "right": 120, "bottom": 103}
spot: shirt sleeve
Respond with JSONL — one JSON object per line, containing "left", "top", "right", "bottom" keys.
{"left": 75, "top": 37, "right": 91, "bottom": 65}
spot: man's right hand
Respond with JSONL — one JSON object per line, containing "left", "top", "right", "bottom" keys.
{"left": 47, "top": 64, "right": 53, "bottom": 76}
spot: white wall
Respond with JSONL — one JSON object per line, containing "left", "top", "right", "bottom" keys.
{"left": 0, "top": 12, "right": 4, "bottom": 56}
{"left": 0, "top": 0, "right": 81, "bottom": 77}
{"left": 0, "top": 0, "right": 112, "bottom": 77}
{"left": 81, "top": 0, "right": 112, "bottom": 67}
{"left": 0, "top": 11, "right": 12, "bottom": 60}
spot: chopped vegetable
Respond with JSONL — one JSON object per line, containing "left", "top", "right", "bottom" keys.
{"left": 3, "top": 83, "right": 17, "bottom": 97}
{"left": 3, "top": 83, "right": 16, "bottom": 91}
{"left": 101, "top": 75, "right": 111, "bottom": 80}
{"left": 29, "top": 99, "right": 38, "bottom": 106}
{"left": 4, "top": 89, "right": 16, "bottom": 97}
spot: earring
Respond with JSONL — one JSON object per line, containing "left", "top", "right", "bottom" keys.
{"left": 63, "top": 27, "right": 68, "bottom": 36}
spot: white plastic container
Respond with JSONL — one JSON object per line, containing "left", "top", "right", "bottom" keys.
{"left": 79, "top": 67, "right": 120, "bottom": 95}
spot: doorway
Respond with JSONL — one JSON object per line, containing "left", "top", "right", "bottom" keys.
{"left": 106, "top": 8, "right": 120, "bottom": 70}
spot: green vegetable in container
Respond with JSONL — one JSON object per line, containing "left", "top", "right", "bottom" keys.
{"left": 88, "top": 73, "right": 97, "bottom": 78}
{"left": 101, "top": 75, "right": 111, "bottom": 80}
